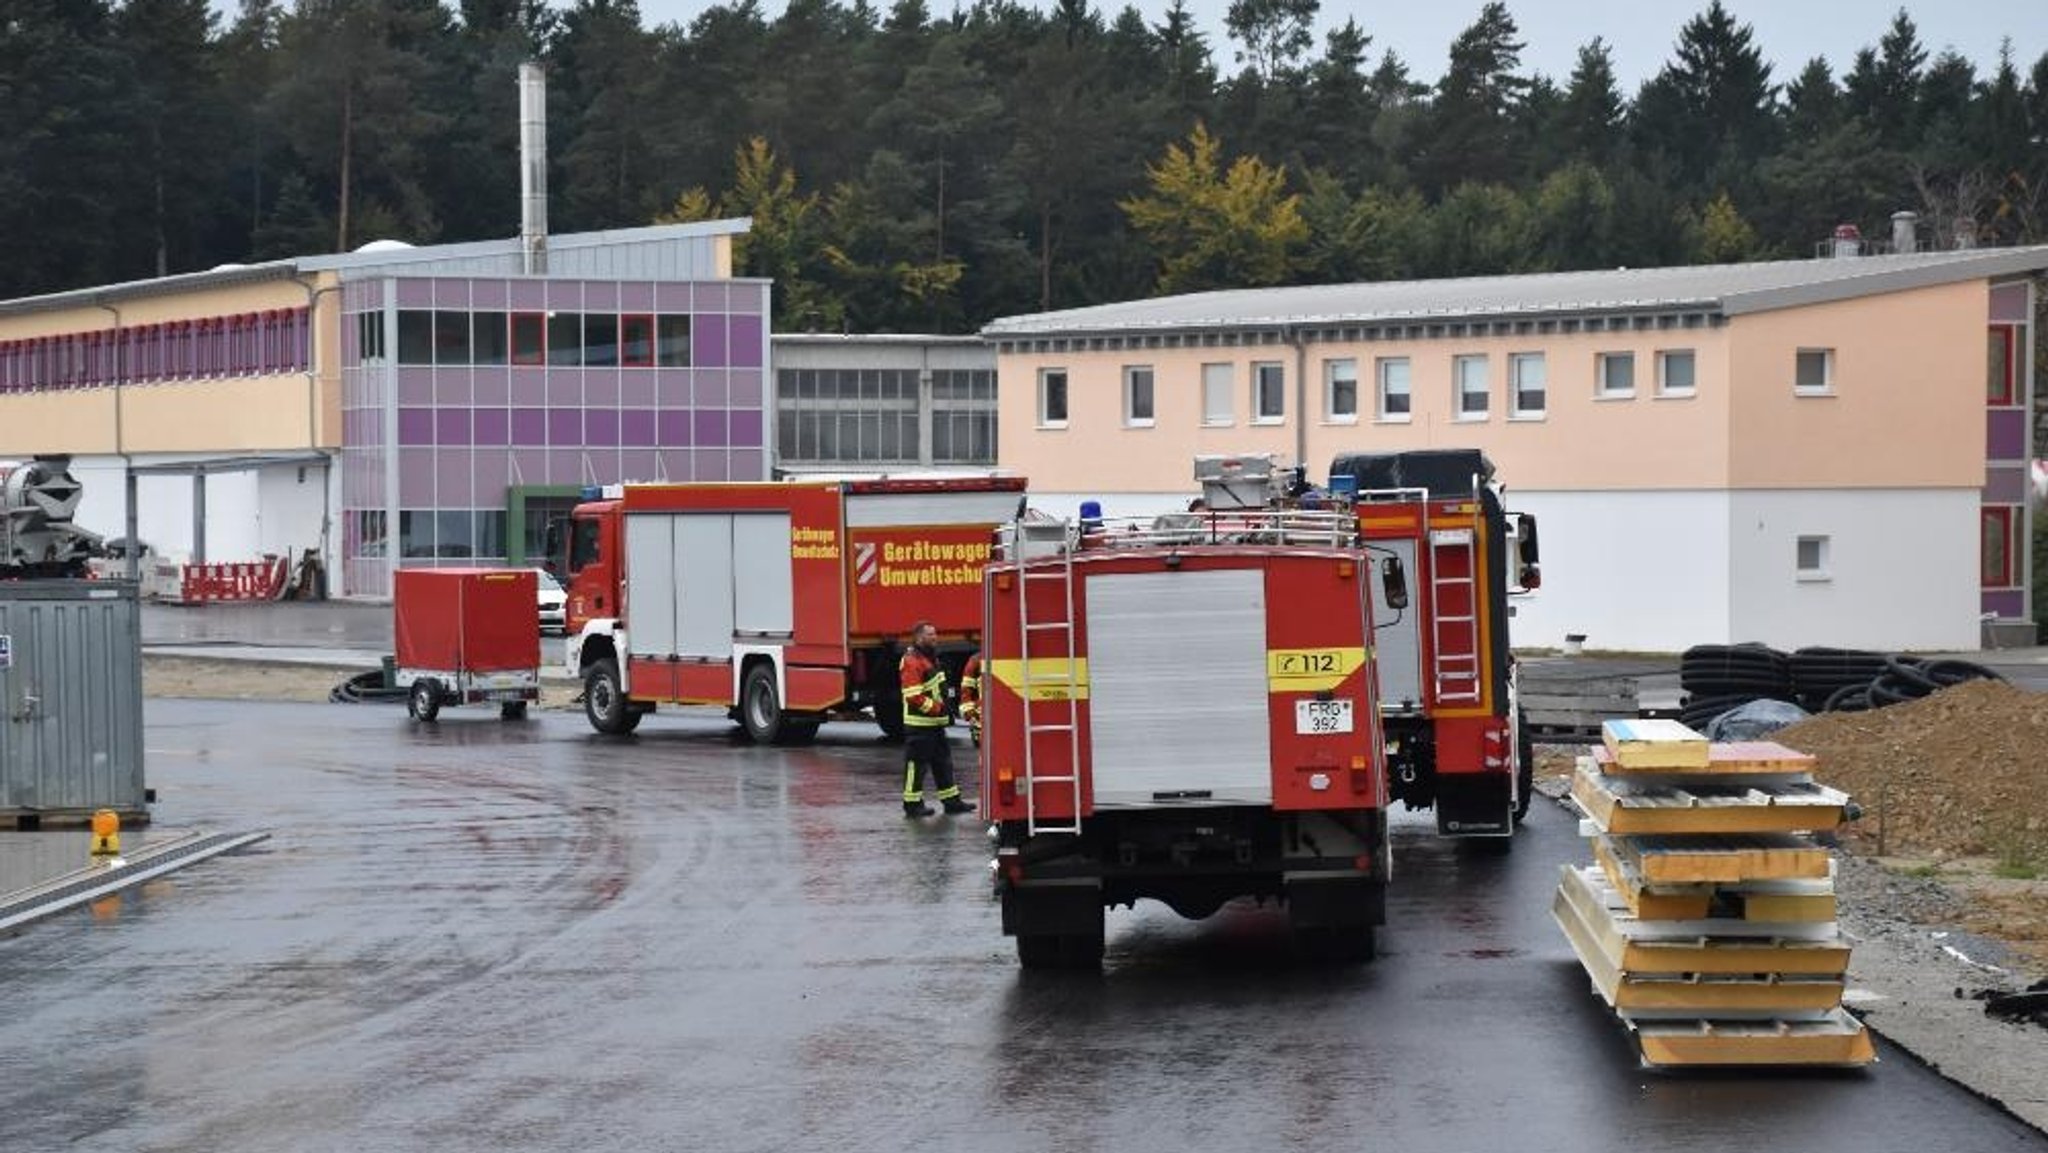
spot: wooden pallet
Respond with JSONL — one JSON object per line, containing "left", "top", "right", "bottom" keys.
{"left": 1572, "top": 766, "right": 1849, "bottom": 836}
{"left": 1601, "top": 718, "right": 1709, "bottom": 770}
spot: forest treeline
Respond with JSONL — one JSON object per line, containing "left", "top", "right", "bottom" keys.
{"left": 3, "top": 0, "right": 2044, "bottom": 332}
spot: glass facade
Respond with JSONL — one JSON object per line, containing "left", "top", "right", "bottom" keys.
{"left": 774, "top": 363, "right": 995, "bottom": 467}
{"left": 341, "top": 276, "right": 770, "bottom": 596}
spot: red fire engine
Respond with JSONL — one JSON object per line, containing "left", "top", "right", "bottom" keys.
{"left": 558, "top": 476, "right": 1025, "bottom": 742}
{"left": 1329, "top": 449, "right": 1541, "bottom": 838}
{"left": 980, "top": 502, "right": 1401, "bottom": 969}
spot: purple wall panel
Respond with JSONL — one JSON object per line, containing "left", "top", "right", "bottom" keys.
{"left": 437, "top": 450, "right": 474, "bottom": 504}
{"left": 433, "top": 280, "right": 469, "bottom": 308}
{"left": 660, "top": 449, "right": 694, "bottom": 479}
{"left": 729, "top": 408, "right": 763, "bottom": 448}
{"left": 655, "top": 283, "right": 693, "bottom": 313}
{"left": 658, "top": 411, "right": 694, "bottom": 447}
{"left": 694, "top": 370, "right": 729, "bottom": 406}
{"left": 583, "top": 282, "right": 618, "bottom": 311}
{"left": 508, "top": 280, "right": 547, "bottom": 310}
{"left": 621, "top": 449, "right": 659, "bottom": 481}
{"left": 547, "top": 409, "right": 581, "bottom": 446}
{"left": 545, "top": 283, "right": 583, "bottom": 313}
{"left": 472, "top": 281, "right": 508, "bottom": 309}
{"left": 512, "top": 448, "right": 547, "bottom": 482}
{"left": 728, "top": 315, "right": 763, "bottom": 367}
{"left": 435, "top": 408, "right": 471, "bottom": 446}
{"left": 585, "top": 409, "right": 619, "bottom": 446}
{"left": 548, "top": 448, "right": 586, "bottom": 484}
{"left": 694, "top": 318, "right": 728, "bottom": 367}
{"left": 729, "top": 447, "right": 767, "bottom": 481}
{"left": 1985, "top": 466, "right": 2026, "bottom": 503}
{"left": 398, "top": 408, "right": 434, "bottom": 446}
{"left": 1990, "top": 284, "right": 2029, "bottom": 324}
{"left": 696, "top": 449, "right": 729, "bottom": 482}
{"left": 395, "top": 280, "right": 433, "bottom": 308}
{"left": 658, "top": 372, "right": 693, "bottom": 407}
{"left": 1988, "top": 409, "right": 2026, "bottom": 459}
{"left": 399, "top": 451, "right": 435, "bottom": 505}
{"left": 729, "top": 369, "right": 762, "bottom": 406}
{"left": 547, "top": 371, "right": 582, "bottom": 405}
{"left": 398, "top": 369, "right": 435, "bottom": 405}
{"left": 1982, "top": 589, "right": 2025, "bottom": 616}
{"left": 510, "top": 369, "right": 546, "bottom": 405}
{"left": 587, "top": 371, "right": 620, "bottom": 406}
{"left": 693, "top": 410, "right": 728, "bottom": 447}
{"left": 696, "top": 283, "right": 732, "bottom": 312}
{"left": 474, "top": 407, "right": 509, "bottom": 446}
{"left": 474, "top": 449, "right": 509, "bottom": 494}
{"left": 433, "top": 369, "right": 472, "bottom": 406}
{"left": 511, "top": 408, "right": 546, "bottom": 445}
{"left": 620, "top": 372, "right": 656, "bottom": 406}
{"left": 621, "top": 409, "right": 657, "bottom": 446}
{"left": 474, "top": 372, "right": 510, "bottom": 406}
{"left": 620, "top": 283, "right": 656, "bottom": 311}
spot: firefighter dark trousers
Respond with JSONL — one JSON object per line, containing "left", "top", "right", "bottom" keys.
{"left": 902, "top": 728, "right": 960, "bottom": 809}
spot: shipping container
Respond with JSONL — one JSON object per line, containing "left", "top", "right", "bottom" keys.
{"left": 0, "top": 581, "right": 147, "bottom": 825}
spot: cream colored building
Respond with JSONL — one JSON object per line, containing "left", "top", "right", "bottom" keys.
{"left": 984, "top": 249, "right": 2048, "bottom": 651}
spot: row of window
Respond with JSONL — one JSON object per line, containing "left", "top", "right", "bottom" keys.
{"left": 363, "top": 310, "right": 694, "bottom": 369}
{"left": 775, "top": 367, "right": 998, "bottom": 465}
{"left": 1036, "top": 348, "right": 1843, "bottom": 427}
{"left": 0, "top": 309, "right": 311, "bottom": 394}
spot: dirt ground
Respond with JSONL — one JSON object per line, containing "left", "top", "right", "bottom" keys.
{"left": 1537, "top": 679, "right": 2048, "bottom": 971}
{"left": 144, "top": 656, "right": 582, "bottom": 710}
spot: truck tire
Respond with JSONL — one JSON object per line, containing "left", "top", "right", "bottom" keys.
{"left": 871, "top": 660, "right": 906, "bottom": 742}
{"left": 1017, "top": 934, "right": 1062, "bottom": 970}
{"left": 500, "top": 701, "right": 529, "bottom": 721}
{"left": 584, "top": 658, "right": 640, "bottom": 735}
{"left": 741, "top": 663, "right": 790, "bottom": 744}
{"left": 1512, "top": 710, "right": 1534, "bottom": 825}
{"left": 407, "top": 679, "right": 442, "bottom": 723}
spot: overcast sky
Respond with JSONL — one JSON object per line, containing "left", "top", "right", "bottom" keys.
{"left": 628, "top": 0, "right": 2042, "bottom": 90}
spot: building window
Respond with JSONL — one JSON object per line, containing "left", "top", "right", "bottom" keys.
{"left": 1201, "top": 363, "right": 1234, "bottom": 426}
{"left": 932, "top": 368, "right": 996, "bottom": 464}
{"left": 1123, "top": 366, "right": 1154, "bottom": 427}
{"left": 655, "top": 315, "right": 691, "bottom": 367}
{"left": 1988, "top": 328, "right": 2015, "bottom": 405}
{"left": 396, "top": 310, "right": 434, "bottom": 365}
{"left": 433, "top": 310, "right": 471, "bottom": 365}
{"left": 1324, "top": 359, "right": 1358, "bottom": 422}
{"left": 1509, "top": 352, "right": 1546, "bottom": 418}
{"left": 1038, "top": 368, "right": 1069, "bottom": 427}
{"left": 510, "top": 313, "right": 546, "bottom": 365}
{"left": 471, "top": 311, "right": 507, "bottom": 365}
{"left": 1376, "top": 358, "right": 1411, "bottom": 421}
{"left": 582, "top": 314, "right": 621, "bottom": 367}
{"left": 1982, "top": 507, "right": 2015, "bottom": 587}
{"left": 546, "top": 312, "right": 583, "bottom": 366}
{"left": 621, "top": 314, "right": 655, "bottom": 367}
{"left": 1597, "top": 352, "right": 1634, "bottom": 398}
{"left": 1454, "top": 354, "right": 1489, "bottom": 419}
{"left": 1796, "top": 534, "right": 1830, "bottom": 581}
{"left": 1252, "top": 361, "right": 1285, "bottom": 423}
{"left": 1795, "top": 348, "right": 1833, "bottom": 395}
{"left": 1657, "top": 349, "right": 1696, "bottom": 396}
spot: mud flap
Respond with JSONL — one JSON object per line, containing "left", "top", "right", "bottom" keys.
{"left": 1435, "top": 774, "right": 1514, "bottom": 837}
{"left": 1283, "top": 875, "right": 1386, "bottom": 929}
{"left": 1002, "top": 881, "right": 1102, "bottom": 936}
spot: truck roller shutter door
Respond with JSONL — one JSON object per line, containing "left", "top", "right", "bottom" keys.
{"left": 677, "top": 515, "right": 736, "bottom": 657}
{"left": 625, "top": 514, "right": 678, "bottom": 657}
{"left": 732, "top": 514, "right": 794, "bottom": 635}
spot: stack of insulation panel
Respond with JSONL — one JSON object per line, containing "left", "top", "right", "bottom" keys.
{"left": 1552, "top": 718, "right": 1876, "bottom": 1069}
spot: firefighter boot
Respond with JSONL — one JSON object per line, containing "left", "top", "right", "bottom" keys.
{"left": 942, "top": 798, "right": 976, "bottom": 815}
{"left": 904, "top": 802, "right": 934, "bottom": 818}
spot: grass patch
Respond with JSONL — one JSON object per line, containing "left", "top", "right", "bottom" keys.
{"left": 1992, "top": 860, "right": 2041, "bottom": 881}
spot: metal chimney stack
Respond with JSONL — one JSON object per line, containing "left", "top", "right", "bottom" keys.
{"left": 519, "top": 62, "right": 548, "bottom": 275}
{"left": 1891, "top": 211, "right": 1918, "bottom": 254}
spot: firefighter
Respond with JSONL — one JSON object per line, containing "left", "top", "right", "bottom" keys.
{"left": 900, "top": 621, "right": 974, "bottom": 817}
{"left": 959, "top": 647, "right": 983, "bottom": 744}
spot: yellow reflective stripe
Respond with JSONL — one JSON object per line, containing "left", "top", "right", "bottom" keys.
{"left": 986, "top": 657, "right": 1090, "bottom": 701}
{"left": 900, "top": 672, "right": 947, "bottom": 700}
{"left": 934, "top": 785, "right": 961, "bottom": 801}
{"left": 904, "top": 714, "right": 949, "bottom": 727}
{"left": 903, "top": 764, "right": 921, "bottom": 801}
{"left": 1267, "top": 646, "right": 1368, "bottom": 692}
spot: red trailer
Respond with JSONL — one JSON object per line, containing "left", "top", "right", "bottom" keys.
{"left": 394, "top": 568, "right": 542, "bottom": 722}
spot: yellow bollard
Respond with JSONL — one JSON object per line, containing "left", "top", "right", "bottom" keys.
{"left": 90, "top": 809, "right": 121, "bottom": 858}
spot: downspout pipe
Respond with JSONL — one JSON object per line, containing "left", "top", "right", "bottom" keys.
{"left": 93, "top": 298, "right": 140, "bottom": 583}
{"left": 1286, "top": 325, "right": 1309, "bottom": 479}
{"left": 298, "top": 277, "right": 342, "bottom": 588}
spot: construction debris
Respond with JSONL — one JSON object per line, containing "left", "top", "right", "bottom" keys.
{"left": 1554, "top": 719, "right": 1877, "bottom": 1069}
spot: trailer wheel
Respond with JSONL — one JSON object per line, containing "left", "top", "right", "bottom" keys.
{"left": 741, "top": 663, "right": 789, "bottom": 744}
{"left": 1512, "top": 709, "right": 1534, "bottom": 825}
{"left": 407, "top": 679, "right": 442, "bottom": 723}
{"left": 500, "top": 701, "right": 529, "bottom": 721}
{"left": 584, "top": 659, "right": 639, "bottom": 735}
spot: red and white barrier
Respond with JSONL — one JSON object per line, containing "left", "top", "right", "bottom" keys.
{"left": 176, "top": 557, "right": 289, "bottom": 604}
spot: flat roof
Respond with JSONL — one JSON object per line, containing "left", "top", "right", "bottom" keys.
{"left": 982, "top": 246, "right": 2048, "bottom": 339}
{"left": 0, "top": 218, "right": 754, "bottom": 319}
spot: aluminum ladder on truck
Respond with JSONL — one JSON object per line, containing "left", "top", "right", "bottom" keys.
{"left": 1427, "top": 479, "right": 1484, "bottom": 707}
{"left": 1016, "top": 527, "right": 1083, "bottom": 836}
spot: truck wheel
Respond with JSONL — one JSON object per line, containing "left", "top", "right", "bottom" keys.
{"left": 871, "top": 662, "right": 906, "bottom": 742}
{"left": 1060, "top": 930, "right": 1106, "bottom": 970}
{"left": 741, "top": 663, "right": 788, "bottom": 744}
{"left": 407, "top": 679, "right": 441, "bottom": 723}
{"left": 584, "top": 659, "right": 639, "bottom": 735}
{"left": 500, "top": 701, "right": 529, "bottom": 721}
{"left": 1512, "top": 709, "right": 1535, "bottom": 825}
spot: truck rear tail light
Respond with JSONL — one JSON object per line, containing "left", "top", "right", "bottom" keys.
{"left": 997, "top": 767, "right": 1018, "bottom": 806}
{"left": 994, "top": 572, "right": 1014, "bottom": 591}
{"left": 1349, "top": 754, "right": 1372, "bottom": 794}
{"left": 1336, "top": 559, "right": 1355, "bottom": 579}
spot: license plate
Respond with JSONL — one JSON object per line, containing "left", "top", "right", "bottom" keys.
{"left": 1296, "top": 699, "right": 1353, "bottom": 734}
{"left": 486, "top": 689, "right": 529, "bottom": 702}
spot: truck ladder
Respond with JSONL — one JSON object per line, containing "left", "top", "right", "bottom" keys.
{"left": 1017, "top": 535, "right": 1083, "bottom": 836}
{"left": 1428, "top": 476, "right": 1484, "bottom": 706}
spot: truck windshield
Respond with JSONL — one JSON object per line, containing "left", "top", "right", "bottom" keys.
{"left": 569, "top": 517, "right": 601, "bottom": 575}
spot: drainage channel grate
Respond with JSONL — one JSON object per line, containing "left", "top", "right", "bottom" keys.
{"left": 0, "top": 830, "right": 272, "bottom": 934}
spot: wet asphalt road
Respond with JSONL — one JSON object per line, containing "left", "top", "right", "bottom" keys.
{"left": 1, "top": 702, "right": 2043, "bottom": 1153}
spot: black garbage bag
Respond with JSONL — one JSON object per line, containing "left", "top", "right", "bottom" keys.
{"left": 1703, "top": 698, "right": 1812, "bottom": 742}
